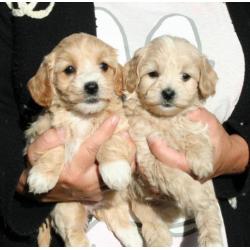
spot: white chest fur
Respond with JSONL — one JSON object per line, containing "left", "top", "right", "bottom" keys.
{"left": 52, "top": 111, "right": 94, "bottom": 163}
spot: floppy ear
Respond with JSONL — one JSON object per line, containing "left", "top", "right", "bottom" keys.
{"left": 123, "top": 48, "right": 143, "bottom": 93}
{"left": 114, "top": 64, "right": 124, "bottom": 97}
{"left": 198, "top": 56, "right": 218, "bottom": 100}
{"left": 27, "top": 53, "right": 55, "bottom": 107}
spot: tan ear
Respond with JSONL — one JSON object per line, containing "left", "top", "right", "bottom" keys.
{"left": 114, "top": 64, "right": 124, "bottom": 97}
{"left": 123, "top": 48, "right": 143, "bottom": 93}
{"left": 198, "top": 56, "right": 218, "bottom": 100}
{"left": 27, "top": 53, "right": 55, "bottom": 107}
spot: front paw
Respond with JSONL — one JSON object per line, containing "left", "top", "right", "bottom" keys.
{"left": 187, "top": 149, "right": 214, "bottom": 179}
{"left": 27, "top": 167, "right": 59, "bottom": 194}
{"left": 190, "top": 161, "right": 213, "bottom": 179}
{"left": 99, "top": 160, "right": 132, "bottom": 191}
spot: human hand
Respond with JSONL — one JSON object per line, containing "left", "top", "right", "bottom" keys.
{"left": 17, "top": 115, "right": 136, "bottom": 203}
{"left": 146, "top": 108, "right": 249, "bottom": 181}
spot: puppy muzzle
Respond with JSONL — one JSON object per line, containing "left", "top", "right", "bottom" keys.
{"left": 84, "top": 81, "right": 99, "bottom": 95}
{"left": 161, "top": 87, "right": 176, "bottom": 107}
{"left": 84, "top": 81, "right": 100, "bottom": 104}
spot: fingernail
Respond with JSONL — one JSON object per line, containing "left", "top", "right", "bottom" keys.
{"left": 120, "top": 131, "right": 130, "bottom": 139}
{"left": 110, "top": 115, "right": 120, "bottom": 126}
{"left": 187, "top": 108, "right": 200, "bottom": 118}
{"left": 147, "top": 134, "right": 159, "bottom": 144}
{"left": 56, "top": 127, "right": 65, "bottom": 142}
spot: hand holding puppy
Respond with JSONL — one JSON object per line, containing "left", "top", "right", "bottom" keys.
{"left": 17, "top": 115, "right": 136, "bottom": 203}
{"left": 147, "top": 108, "right": 249, "bottom": 181}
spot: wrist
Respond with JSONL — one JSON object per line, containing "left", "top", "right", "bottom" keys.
{"left": 225, "top": 134, "right": 249, "bottom": 174}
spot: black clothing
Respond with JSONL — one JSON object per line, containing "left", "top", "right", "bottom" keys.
{"left": 212, "top": 3, "right": 250, "bottom": 246}
{"left": 214, "top": 3, "right": 250, "bottom": 200}
{"left": 0, "top": 2, "right": 249, "bottom": 247}
{"left": 0, "top": 3, "right": 96, "bottom": 246}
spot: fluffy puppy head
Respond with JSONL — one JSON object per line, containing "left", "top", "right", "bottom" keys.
{"left": 28, "top": 33, "right": 123, "bottom": 115}
{"left": 124, "top": 35, "right": 218, "bottom": 117}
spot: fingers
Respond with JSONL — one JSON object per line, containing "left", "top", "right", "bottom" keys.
{"left": 27, "top": 128, "right": 65, "bottom": 165}
{"left": 187, "top": 107, "right": 207, "bottom": 121}
{"left": 85, "top": 115, "right": 120, "bottom": 152}
{"left": 77, "top": 164, "right": 104, "bottom": 199}
{"left": 187, "top": 107, "right": 218, "bottom": 126}
{"left": 40, "top": 115, "right": 120, "bottom": 203}
{"left": 16, "top": 168, "right": 29, "bottom": 194}
{"left": 59, "top": 162, "right": 104, "bottom": 201}
{"left": 187, "top": 107, "right": 220, "bottom": 145}
{"left": 76, "top": 115, "right": 120, "bottom": 165}
{"left": 147, "top": 135, "right": 191, "bottom": 174}
{"left": 119, "top": 131, "right": 134, "bottom": 147}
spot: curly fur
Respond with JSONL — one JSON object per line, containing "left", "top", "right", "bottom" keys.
{"left": 25, "top": 33, "right": 138, "bottom": 246}
{"left": 120, "top": 36, "right": 222, "bottom": 247}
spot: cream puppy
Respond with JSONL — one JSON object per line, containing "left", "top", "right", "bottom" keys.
{"left": 122, "top": 35, "right": 223, "bottom": 246}
{"left": 24, "top": 33, "right": 141, "bottom": 246}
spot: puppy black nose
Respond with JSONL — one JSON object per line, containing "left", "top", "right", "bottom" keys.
{"left": 84, "top": 81, "right": 99, "bottom": 95}
{"left": 161, "top": 88, "right": 176, "bottom": 101}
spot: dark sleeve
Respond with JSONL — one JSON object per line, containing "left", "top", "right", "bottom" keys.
{"left": 0, "top": 3, "right": 97, "bottom": 239}
{"left": 213, "top": 3, "right": 250, "bottom": 199}
{"left": 0, "top": 4, "right": 55, "bottom": 236}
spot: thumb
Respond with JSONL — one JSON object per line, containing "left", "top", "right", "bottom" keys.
{"left": 147, "top": 134, "right": 191, "bottom": 174}
{"left": 78, "top": 115, "right": 120, "bottom": 163}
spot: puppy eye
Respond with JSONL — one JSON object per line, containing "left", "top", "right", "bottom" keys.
{"left": 181, "top": 73, "right": 191, "bottom": 82}
{"left": 148, "top": 71, "right": 159, "bottom": 78}
{"left": 64, "top": 65, "right": 76, "bottom": 75}
{"left": 100, "top": 62, "right": 109, "bottom": 72}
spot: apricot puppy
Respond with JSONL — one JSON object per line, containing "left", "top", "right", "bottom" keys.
{"left": 25, "top": 33, "right": 139, "bottom": 246}
{"left": 122, "top": 35, "right": 223, "bottom": 246}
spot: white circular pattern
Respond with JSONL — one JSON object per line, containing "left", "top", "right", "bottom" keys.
{"left": 6, "top": 2, "right": 55, "bottom": 19}
{"left": 95, "top": 2, "right": 245, "bottom": 124}
{"left": 95, "top": 3, "right": 233, "bottom": 247}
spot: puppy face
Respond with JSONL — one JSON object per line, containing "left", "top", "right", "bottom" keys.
{"left": 124, "top": 36, "right": 218, "bottom": 117}
{"left": 28, "top": 33, "right": 123, "bottom": 114}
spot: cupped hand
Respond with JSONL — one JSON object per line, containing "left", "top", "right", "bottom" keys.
{"left": 146, "top": 108, "right": 249, "bottom": 181}
{"left": 17, "top": 115, "right": 136, "bottom": 203}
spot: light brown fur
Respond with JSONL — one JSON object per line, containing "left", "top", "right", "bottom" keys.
{"left": 119, "top": 36, "right": 222, "bottom": 246}
{"left": 25, "top": 33, "right": 140, "bottom": 246}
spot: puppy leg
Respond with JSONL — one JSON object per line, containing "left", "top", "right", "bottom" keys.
{"left": 37, "top": 218, "right": 51, "bottom": 247}
{"left": 155, "top": 166, "right": 223, "bottom": 247}
{"left": 131, "top": 200, "right": 172, "bottom": 246}
{"left": 50, "top": 202, "right": 89, "bottom": 247}
{"left": 195, "top": 181, "right": 223, "bottom": 247}
{"left": 97, "top": 134, "right": 133, "bottom": 191}
{"left": 27, "top": 146, "right": 64, "bottom": 194}
{"left": 93, "top": 196, "right": 143, "bottom": 247}
{"left": 185, "top": 135, "right": 214, "bottom": 179}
